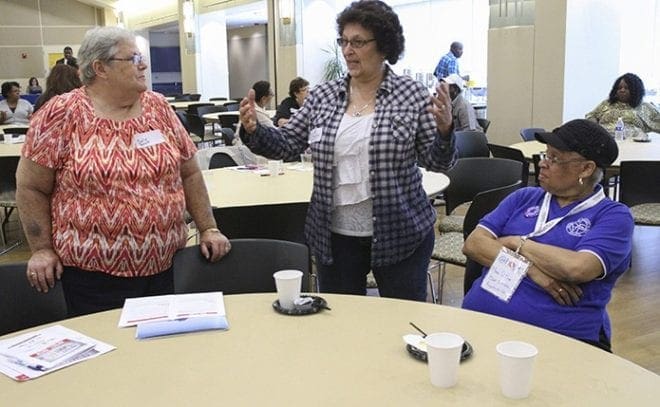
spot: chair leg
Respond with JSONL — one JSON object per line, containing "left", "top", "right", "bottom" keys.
{"left": 427, "top": 269, "right": 438, "bottom": 304}
{"left": 436, "top": 262, "right": 447, "bottom": 304}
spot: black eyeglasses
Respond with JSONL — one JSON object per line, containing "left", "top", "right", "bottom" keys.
{"left": 336, "top": 38, "right": 376, "bottom": 49}
{"left": 108, "top": 54, "right": 146, "bottom": 66}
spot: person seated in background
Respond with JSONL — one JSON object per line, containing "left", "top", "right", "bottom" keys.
{"left": 585, "top": 72, "right": 660, "bottom": 134}
{"left": 251, "top": 80, "right": 276, "bottom": 129}
{"left": 33, "top": 64, "right": 82, "bottom": 112}
{"left": 27, "top": 77, "right": 42, "bottom": 94}
{"left": 273, "top": 77, "right": 309, "bottom": 127}
{"left": 442, "top": 74, "right": 481, "bottom": 132}
{"left": 0, "top": 81, "right": 33, "bottom": 124}
{"left": 462, "top": 119, "right": 633, "bottom": 352}
{"left": 55, "top": 46, "right": 78, "bottom": 68}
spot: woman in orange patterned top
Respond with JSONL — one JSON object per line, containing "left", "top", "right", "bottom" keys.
{"left": 16, "top": 27, "right": 230, "bottom": 317}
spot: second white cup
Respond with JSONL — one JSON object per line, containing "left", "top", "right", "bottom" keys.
{"left": 426, "top": 332, "right": 464, "bottom": 388}
{"left": 496, "top": 340, "right": 538, "bottom": 399}
{"left": 273, "top": 269, "right": 303, "bottom": 309}
{"left": 268, "top": 159, "right": 282, "bottom": 176}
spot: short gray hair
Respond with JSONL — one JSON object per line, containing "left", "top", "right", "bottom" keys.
{"left": 78, "top": 26, "right": 135, "bottom": 85}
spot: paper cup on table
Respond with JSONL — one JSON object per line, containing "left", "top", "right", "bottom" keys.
{"left": 426, "top": 332, "right": 464, "bottom": 388}
{"left": 273, "top": 270, "right": 303, "bottom": 309}
{"left": 496, "top": 341, "right": 538, "bottom": 399}
{"left": 268, "top": 160, "right": 282, "bottom": 176}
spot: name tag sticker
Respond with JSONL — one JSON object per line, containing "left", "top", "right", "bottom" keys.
{"left": 134, "top": 130, "right": 165, "bottom": 149}
{"left": 309, "top": 127, "right": 322, "bottom": 144}
{"left": 481, "top": 247, "right": 530, "bottom": 302}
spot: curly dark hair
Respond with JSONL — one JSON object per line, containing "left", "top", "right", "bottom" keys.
{"left": 1, "top": 81, "right": 20, "bottom": 98}
{"left": 288, "top": 77, "right": 309, "bottom": 98}
{"left": 336, "top": 0, "right": 405, "bottom": 65}
{"left": 608, "top": 73, "right": 645, "bottom": 107}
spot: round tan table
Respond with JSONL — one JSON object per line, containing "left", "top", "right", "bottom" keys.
{"left": 510, "top": 132, "right": 660, "bottom": 167}
{"left": 203, "top": 166, "right": 450, "bottom": 208}
{"left": 1, "top": 293, "right": 657, "bottom": 405}
{"left": 201, "top": 110, "right": 238, "bottom": 124}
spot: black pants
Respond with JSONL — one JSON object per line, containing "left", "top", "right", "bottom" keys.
{"left": 61, "top": 266, "right": 174, "bottom": 318}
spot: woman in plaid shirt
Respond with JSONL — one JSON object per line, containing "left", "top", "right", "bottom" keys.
{"left": 239, "top": 0, "right": 457, "bottom": 301}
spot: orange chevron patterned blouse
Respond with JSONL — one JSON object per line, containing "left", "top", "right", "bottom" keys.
{"left": 23, "top": 88, "right": 197, "bottom": 277}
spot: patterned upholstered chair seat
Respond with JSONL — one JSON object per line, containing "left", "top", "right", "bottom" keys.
{"left": 630, "top": 203, "right": 660, "bottom": 225}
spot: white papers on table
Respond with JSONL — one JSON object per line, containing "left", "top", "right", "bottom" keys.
{"left": 0, "top": 325, "right": 115, "bottom": 382}
{"left": 118, "top": 292, "right": 229, "bottom": 339}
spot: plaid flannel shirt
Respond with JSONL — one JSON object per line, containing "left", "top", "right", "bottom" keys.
{"left": 241, "top": 66, "right": 457, "bottom": 267}
{"left": 434, "top": 51, "right": 459, "bottom": 80}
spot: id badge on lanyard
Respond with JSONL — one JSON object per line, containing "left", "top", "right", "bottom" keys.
{"left": 481, "top": 188, "right": 605, "bottom": 303}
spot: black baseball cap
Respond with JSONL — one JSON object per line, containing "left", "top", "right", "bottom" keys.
{"left": 535, "top": 119, "right": 618, "bottom": 169}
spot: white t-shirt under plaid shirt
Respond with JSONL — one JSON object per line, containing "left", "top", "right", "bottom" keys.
{"left": 241, "top": 65, "right": 457, "bottom": 267}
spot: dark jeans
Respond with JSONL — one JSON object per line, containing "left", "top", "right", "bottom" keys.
{"left": 61, "top": 266, "right": 174, "bottom": 318}
{"left": 316, "top": 228, "right": 435, "bottom": 302}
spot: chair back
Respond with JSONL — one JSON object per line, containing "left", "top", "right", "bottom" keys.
{"left": 189, "top": 94, "right": 202, "bottom": 101}
{"left": 488, "top": 143, "right": 529, "bottom": 186}
{"left": 209, "top": 97, "right": 228, "bottom": 101}
{"left": 619, "top": 161, "right": 660, "bottom": 207}
{"left": 219, "top": 128, "right": 235, "bottom": 146}
{"left": 218, "top": 113, "right": 240, "bottom": 130}
{"left": 0, "top": 263, "right": 68, "bottom": 336}
{"left": 213, "top": 202, "right": 308, "bottom": 244}
{"left": 186, "top": 103, "right": 214, "bottom": 115}
{"left": 476, "top": 118, "right": 490, "bottom": 133}
{"left": 174, "top": 93, "right": 192, "bottom": 101}
{"left": 443, "top": 157, "right": 523, "bottom": 215}
{"left": 462, "top": 181, "right": 523, "bottom": 294}
{"left": 209, "top": 152, "right": 238, "bottom": 169}
{"left": 455, "top": 130, "right": 489, "bottom": 158}
{"left": 520, "top": 127, "right": 545, "bottom": 141}
{"left": 173, "top": 239, "right": 311, "bottom": 295}
{"left": 186, "top": 112, "right": 206, "bottom": 138}
{"left": 223, "top": 102, "right": 240, "bottom": 111}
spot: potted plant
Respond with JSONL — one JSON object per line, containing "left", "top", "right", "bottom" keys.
{"left": 321, "top": 42, "right": 346, "bottom": 81}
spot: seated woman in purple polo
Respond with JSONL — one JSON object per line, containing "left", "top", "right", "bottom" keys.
{"left": 462, "top": 119, "right": 633, "bottom": 352}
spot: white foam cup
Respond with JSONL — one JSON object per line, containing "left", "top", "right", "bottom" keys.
{"left": 496, "top": 340, "right": 538, "bottom": 399}
{"left": 273, "top": 270, "right": 303, "bottom": 309}
{"left": 425, "top": 332, "right": 464, "bottom": 388}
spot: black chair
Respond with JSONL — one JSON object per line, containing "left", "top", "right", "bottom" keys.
{"left": 213, "top": 203, "right": 308, "bottom": 245}
{"left": 488, "top": 143, "right": 530, "bottom": 187}
{"left": 223, "top": 102, "right": 240, "bottom": 112}
{"left": 217, "top": 113, "right": 240, "bottom": 130}
{"left": 0, "top": 263, "right": 68, "bottom": 336}
{"left": 174, "top": 110, "right": 202, "bottom": 144}
{"left": 197, "top": 105, "right": 228, "bottom": 140}
{"left": 189, "top": 93, "right": 202, "bottom": 101}
{"left": 455, "top": 130, "right": 489, "bottom": 158}
{"left": 219, "top": 128, "right": 235, "bottom": 146}
{"left": 477, "top": 118, "right": 490, "bottom": 133}
{"left": 173, "top": 239, "right": 312, "bottom": 294}
{"left": 619, "top": 161, "right": 660, "bottom": 225}
{"left": 520, "top": 127, "right": 545, "bottom": 142}
{"left": 0, "top": 156, "right": 20, "bottom": 247}
{"left": 174, "top": 93, "right": 192, "bottom": 101}
{"left": 438, "top": 157, "right": 523, "bottom": 233}
{"left": 209, "top": 152, "right": 238, "bottom": 169}
{"left": 186, "top": 102, "right": 214, "bottom": 116}
{"left": 209, "top": 97, "right": 228, "bottom": 101}
{"left": 432, "top": 181, "right": 522, "bottom": 302}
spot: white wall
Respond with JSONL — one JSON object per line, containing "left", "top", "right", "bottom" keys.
{"left": 563, "top": 0, "right": 621, "bottom": 121}
{"left": 198, "top": 11, "right": 230, "bottom": 100}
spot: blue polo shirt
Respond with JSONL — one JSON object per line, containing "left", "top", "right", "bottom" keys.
{"left": 462, "top": 186, "right": 633, "bottom": 343}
